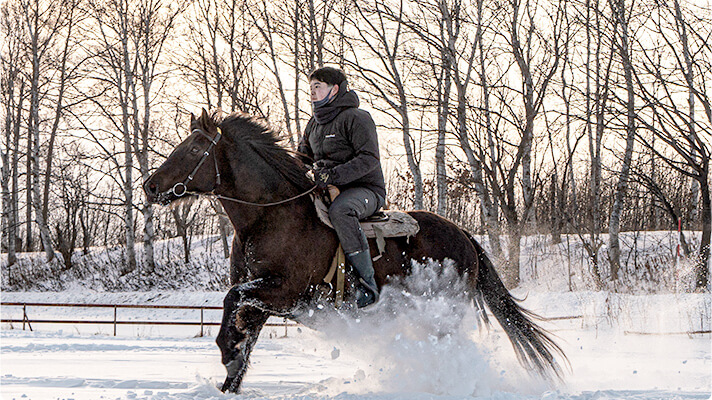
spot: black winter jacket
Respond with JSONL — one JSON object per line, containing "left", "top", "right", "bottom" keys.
{"left": 298, "top": 84, "right": 386, "bottom": 200}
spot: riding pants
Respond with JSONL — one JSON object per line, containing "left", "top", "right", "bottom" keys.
{"left": 328, "top": 187, "right": 385, "bottom": 254}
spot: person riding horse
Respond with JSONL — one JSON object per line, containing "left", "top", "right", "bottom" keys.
{"left": 298, "top": 67, "right": 386, "bottom": 308}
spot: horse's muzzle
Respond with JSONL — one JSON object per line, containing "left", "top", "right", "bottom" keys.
{"left": 143, "top": 180, "right": 160, "bottom": 203}
{"left": 143, "top": 180, "right": 178, "bottom": 205}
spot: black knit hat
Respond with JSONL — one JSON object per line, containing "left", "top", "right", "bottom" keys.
{"left": 309, "top": 67, "right": 347, "bottom": 86}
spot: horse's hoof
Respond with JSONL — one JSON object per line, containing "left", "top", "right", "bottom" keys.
{"left": 221, "top": 376, "right": 239, "bottom": 393}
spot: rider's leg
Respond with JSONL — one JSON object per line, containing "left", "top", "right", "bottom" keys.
{"left": 328, "top": 187, "right": 383, "bottom": 307}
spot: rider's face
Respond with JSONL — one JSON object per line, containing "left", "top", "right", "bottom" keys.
{"left": 310, "top": 79, "right": 338, "bottom": 103}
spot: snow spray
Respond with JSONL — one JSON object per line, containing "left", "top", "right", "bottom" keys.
{"left": 307, "top": 259, "right": 498, "bottom": 396}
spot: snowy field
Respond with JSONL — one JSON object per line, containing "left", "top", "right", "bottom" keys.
{"left": 1, "top": 290, "right": 710, "bottom": 400}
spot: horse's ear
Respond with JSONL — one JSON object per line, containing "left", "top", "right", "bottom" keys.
{"left": 199, "top": 108, "right": 212, "bottom": 129}
{"left": 190, "top": 113, "right": 197, "bottom": 124}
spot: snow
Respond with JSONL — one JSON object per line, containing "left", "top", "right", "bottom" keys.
{"left": 1, "top": 288, "right": 710, "bottom": 400}
{"left": 1, "top": 231, "right": 711, "bottom": 399}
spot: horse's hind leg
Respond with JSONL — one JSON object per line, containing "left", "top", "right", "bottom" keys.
{"left": 216, "top": 287, "right": 270, "bottom": 393}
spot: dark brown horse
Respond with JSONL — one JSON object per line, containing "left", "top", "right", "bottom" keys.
{"left": 144, "top": 109, "right": 566, "bottom": 393}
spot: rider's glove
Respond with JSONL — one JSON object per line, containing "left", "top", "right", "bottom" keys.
{"left": 313, "top": 166, "right": 335, "bottom": 190}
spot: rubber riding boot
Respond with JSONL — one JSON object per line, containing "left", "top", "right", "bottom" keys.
{"left": 346, "top": 250, "right": 380, "bottom": 308}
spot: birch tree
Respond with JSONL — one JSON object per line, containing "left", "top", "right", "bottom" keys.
{"left": 20, "top": 0, "right": 79, "bottom": 262}
{"left": 606, "top": 0, "right": 637, "bottom": 281}
{"left": 0, "top": 2, "right": 25, "bottom": 265}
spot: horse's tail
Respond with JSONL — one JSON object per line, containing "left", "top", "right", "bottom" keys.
{"left": 464, "top": 230, "right": 568, "bottom": 381}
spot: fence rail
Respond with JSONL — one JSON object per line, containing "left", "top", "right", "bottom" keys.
{"left": 0, "top": 301, "right": 297, "bottom": 337}
{"left": 4, "top": 302, "right": 706, "bottom": 338}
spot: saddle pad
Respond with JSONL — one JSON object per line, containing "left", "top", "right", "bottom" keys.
{"left": 313, "top": 196, "right": 420, "bottom": 239}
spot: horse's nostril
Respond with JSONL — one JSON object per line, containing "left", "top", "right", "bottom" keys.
{"left": 147, "top": 182, "right": 157, "bottom": 194}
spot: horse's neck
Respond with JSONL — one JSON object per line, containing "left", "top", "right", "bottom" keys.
{"left": 215, "top": 142, "right": 280, "bottom": 232}
{"left": 215, "top": 136, "right": 324, "bottom": 255}
{"left": 222, "top": 196, "right": 320, "bottom": 259}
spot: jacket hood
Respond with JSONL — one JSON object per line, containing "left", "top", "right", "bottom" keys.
{"left": 330, "top": 82, "right": 359, "bottom": 108}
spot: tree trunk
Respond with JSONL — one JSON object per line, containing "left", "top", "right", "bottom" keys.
{"left": 29, "top": 36, "right": 55, "bottom": 262}
{"left": 401, "top": 112, "right": 423, "bottom": 209}
{"left": 504, "top": 223, "right": 522, "bottom": 287}
{"left": 696, "top": 169, "right": 710, "bottom": 290}
{"left": 9, "top": 82, "right": 24, "bottom": 261}
{"left": 2, "top": 87, "right": 13, "bottom": 259}
{"left": 435, "top": 2, "right": 452, "bottom": 217}
{"left": 293, "top": 1, "right": 301, "bottom": 136}
{"left": 2, "top": 76, "right": 21, "bottom": 266}
{"left": 476, "top": 0, "right": 502, "bottom": 258}
{"left": 435, "top": 80, "right": 449, "bottom": 216}
{"left": 120, "top": 76, "right": 137, "bottom": 272}
{"left": 42, "top": 13, "right": 73, "bottom": 225}
{"left": 25, "top": 113, "right": 33, "bottom": 252}
{"left": 608, "top": 0, "right": 636, "bottom": 282}
{"left": 171, "top": 206, "right": 191, "bottom": 263}
{"left": 137, "top": 82, "right": 155, "bottom": 273}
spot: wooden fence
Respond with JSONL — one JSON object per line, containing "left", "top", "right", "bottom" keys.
{"left": 2, "top": 302, "right": 707, "bottom": 337}
{"left": 0, "top": 302, "right": 297, "bottom": 337}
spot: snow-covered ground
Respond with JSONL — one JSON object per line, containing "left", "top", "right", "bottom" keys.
{"left": 2, "top": 231, "right": 710, "bottom": 399}
{"left": 1, "top": 290, "right": 710, "bottom": 400}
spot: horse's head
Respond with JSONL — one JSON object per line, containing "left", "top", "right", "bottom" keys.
{"left": 144, "top": 108, "right": 222, "bottom": 205}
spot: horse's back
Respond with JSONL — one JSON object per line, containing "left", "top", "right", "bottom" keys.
{"left": 374, "top": 210, "right": 480, "bottom": 281}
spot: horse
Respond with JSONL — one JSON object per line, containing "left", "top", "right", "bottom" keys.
{"left": 143, "top": 109, "right": 566, "bottom": 393}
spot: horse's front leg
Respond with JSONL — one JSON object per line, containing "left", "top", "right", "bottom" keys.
{"left": 216, "top": 284, "right": 270, "bottom": 393}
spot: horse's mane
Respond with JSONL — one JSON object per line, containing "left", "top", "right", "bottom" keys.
{"left": 215, "top": 112, "right": 314, "bottom": 192}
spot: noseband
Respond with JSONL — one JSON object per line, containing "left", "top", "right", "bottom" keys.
{"left": 169, "top": 127, "right": 222, "bottom": 198}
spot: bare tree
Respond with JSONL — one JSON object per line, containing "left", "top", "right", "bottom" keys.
{"left": 247, "top": 0, "right": 296, "bottom": 146}
{"left": 20, "top": 0, "right": 81, "bottom": 262}
{"left": 384, "top": 0, "right": 457, "bottom": 215}
{"left": 133, "top": 0, "right": 184, "bottom": 272}
{"left": 472, "top": 0, "right": 504, "bottom": 258}
{"left": 41, "top": 0, "right": 82, "bottom": 229}
{"left": 483, "top": 0, "right": 564, "bottom": 286}
{"left": 1, "top": 2, "right": 25, "bottom": 266}
{"left": 606, "top": 0, "right": 637, "bottom": 282}
{"left": 346, "top": 0, "right": 424, "bottom": 209}
{"left": 53, "top": 153, "right": 91, "bottom": 269}
{"left": 632, "top": 0, "right": 711, "bottom": 289}
{"left": 84, "top": 0, "right": 142, "bottom": 272}
{"left": 171, "top": 201, "right": 199, "bottom": 263}
{"left": 181, "top": 0, "right": 262, "bottom": 114}
{"left": 567, "top": 0, "right": 614, "bottom": 288}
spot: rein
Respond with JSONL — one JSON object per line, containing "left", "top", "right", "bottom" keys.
{"left": 211, "top": 187, "right": 317, "bottom": 207}
{"left": 163, "top": 126, "right": 317, "bottom": 207}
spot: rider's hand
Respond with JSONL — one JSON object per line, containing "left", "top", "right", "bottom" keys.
{"left": 313, "top": 166, "right": 334, "bottom": 190}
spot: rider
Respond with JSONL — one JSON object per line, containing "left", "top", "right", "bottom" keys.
{"left": 298, "top": 66, "right": 386, "bottom": 308}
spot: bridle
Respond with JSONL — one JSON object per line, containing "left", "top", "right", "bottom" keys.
{"left": 168, "top": 127, "right": 223, "bottom": 198}
{"left": 159, "top": 126, "right": 317, "bottom": 207}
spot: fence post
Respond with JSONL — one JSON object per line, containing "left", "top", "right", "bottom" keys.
{"left": 284, "top": 317, "right": 288, "bottom": 338}
{"left": 22, "top": 304, "right": 32, "bottom": 331}
{"left": 200, "top": 308, "right": 204, "bottom": 337}
{"left": 113, "top": 306, "right": 117, "bottom": 336}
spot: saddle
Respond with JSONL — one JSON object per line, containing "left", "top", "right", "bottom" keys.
{"left": 312, "top": 196, "right": 420, "bottom": 258}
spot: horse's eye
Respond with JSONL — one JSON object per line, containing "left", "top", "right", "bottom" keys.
{"left": 190, "top": 146, "right": 200, "bottom": 155}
